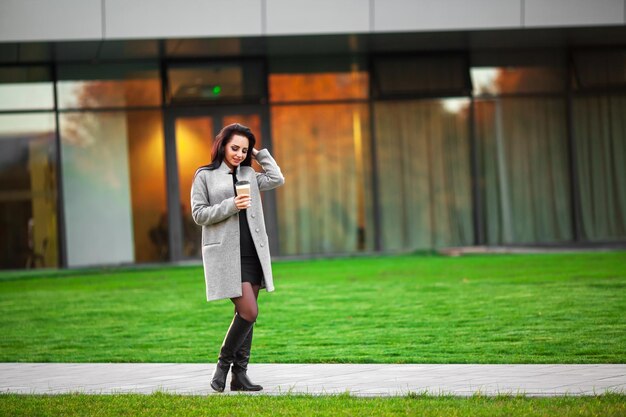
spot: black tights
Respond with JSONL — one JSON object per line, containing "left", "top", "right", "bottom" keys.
{"left": 230, "top": 282, "right": 260, "bottom": 322}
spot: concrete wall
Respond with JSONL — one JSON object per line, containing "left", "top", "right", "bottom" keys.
{"left": 1, "top": 0, "right": 624, "bottom": 42}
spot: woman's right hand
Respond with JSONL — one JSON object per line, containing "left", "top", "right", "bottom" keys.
{"left": 234, "top": 195, "right": 252, "bottom": 210}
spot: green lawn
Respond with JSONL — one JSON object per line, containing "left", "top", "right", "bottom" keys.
{"left": 0, "top": 252, "right": 624, "bottom": 363}
{"left": 1, "top": 393, "right": 624, "bottom": 417}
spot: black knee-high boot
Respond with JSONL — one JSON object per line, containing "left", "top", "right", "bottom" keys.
{"left": 210, "top": 313, "right": 255, "bottom": 392}
{"left": 231, "top": 326, "right": 263, "bottom": 391}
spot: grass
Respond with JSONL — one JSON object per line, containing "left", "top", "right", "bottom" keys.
{"left": 0, "top": 252, "right": 624, "bottom": 363}
{"left": 0, "top": 392, "right": 625, "bottom": 417}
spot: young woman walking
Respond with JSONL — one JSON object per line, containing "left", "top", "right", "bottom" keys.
{"left": 191, "top": 123, "right": 284, "bottom": 392}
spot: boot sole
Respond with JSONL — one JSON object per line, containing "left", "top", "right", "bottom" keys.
{"left": 231, "top": 385, "right": 263, "bottom": 392}
{"left": 210, "top": 382, "right": 226, "bottom": 392}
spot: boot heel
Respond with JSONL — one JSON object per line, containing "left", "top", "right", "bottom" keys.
{"left": 230, "top": 370, "right": 263, "bottom": 391}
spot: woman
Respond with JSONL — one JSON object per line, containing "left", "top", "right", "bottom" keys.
{"left": 191, "top": 123, "right": 285, "bottom": 392}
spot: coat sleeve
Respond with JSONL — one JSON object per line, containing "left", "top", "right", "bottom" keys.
{"left": 255, "top": 149, "right": 285, "bottom": 191}
{"left": 191, "top": 171, "right": 239, "bottom": 226}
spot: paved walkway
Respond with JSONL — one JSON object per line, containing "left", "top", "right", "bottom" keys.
{"left": 1, "top": 363, "right": 624, "bottom": 397}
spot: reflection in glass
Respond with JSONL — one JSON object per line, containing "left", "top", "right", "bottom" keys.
{"left": 60, "top": 111, "right": 167, "bottom": 266}
{"left": 0, "top": 67, "right": 53, "bottom": 110}
{"left": 572, "top": 49, "right": 626, "bottom": 89}
{"left": 57, "top": 64, "right": 161, "bottom": 109}
{"left": 175, "top": 117, "right": 214, "bottom": 258}
{"left": 475, "top": 98, "right": 572, "bottom": 244}
{"left": 374, "top": 99, "right": 473, "bottom": 251}
{"left": 269, "top": 71, "right": 369, "bottom": 102}
{"left": 272, "top": 104, "right": 373, "bottom": 255}
{"left": 168, "top": 61, "right": 264, "bottom": 103}
{"left": 572, "top": 95, "right": 626, "bottom": 240}
{"left": 0, "top": 113, "right": 58, "bottom": 269}
{"left": 374, "top": 56, "right": 467, "bottom": 97}
{"left": 471, "top": 67, "right": 566, "bottom": 95}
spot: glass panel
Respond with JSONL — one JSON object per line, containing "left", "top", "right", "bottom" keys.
{"left": 271, "top": 104, "right": 373, "bottom": 255}
{"left": 0, "top": 67, "right": 54, "bottom": 110}
{"left": 0, "top": 113, "right": 58, "bottom": 269}
{"left": 374, "top": 98, "right": 473, "bottom": 251}
{"left": 573, "top": 49, "right": 626, "bottom": 90}
{"left": 176, "top": 116, "right": 214, "bottom": 258}
{"left": 373, "top": 55, "right": 468, "bottom": 97}
{"left": 572, "top": 95, "right": 626, "bottom": 240}
{"left": 126, "top": 112, "right": 168, "bottom": 263}
{"left": 474, "top": 98, "right": 572, "bottom": 244}
{"left": 167, "top": 61, "right": 264, "bottom": 103}
{"left": 59, "top": 110, "right": 167, "bottom": 266}
{"left": 269, "top": 72, "right": 369, "bottom": 102}
{"left": 471, "top": 67, "right": 566, "bottom": 95}
{"left": 57, "top": 63, "right": 161, "bottom": 109}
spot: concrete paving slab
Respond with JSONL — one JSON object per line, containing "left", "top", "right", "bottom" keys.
{"left": 0, "top": 363, "right": 624, "bottom": 397}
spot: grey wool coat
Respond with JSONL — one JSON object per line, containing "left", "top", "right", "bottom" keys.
{"left": 191, "top": 149, "right": 285, "bottom": 302}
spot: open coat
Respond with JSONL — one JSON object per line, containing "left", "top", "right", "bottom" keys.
{"left": 191, "top": 149, "right": 285, "bottom": 302}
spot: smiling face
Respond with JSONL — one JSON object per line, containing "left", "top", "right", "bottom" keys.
{"left": 223, "top": 134, "right": 249, "bottom": 170}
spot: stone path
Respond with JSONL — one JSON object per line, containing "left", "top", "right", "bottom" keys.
{"left": 1, "top": 363, "right": 624, "bottom": 397}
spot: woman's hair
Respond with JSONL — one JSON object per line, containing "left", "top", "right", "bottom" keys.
{"left": 204, "top": 123, "right": 257, "bottom": 170}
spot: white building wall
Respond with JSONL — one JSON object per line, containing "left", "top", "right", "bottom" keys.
{"left": 266, "top": 0, "right": 370, "bottom": 35}
{"left": 373, "top": 0, "right": 521, "bottom": 32}
{"left": 0, "top": 0, "right": 102, "bottom": 42}
{"left": 105, "top": 0, "right": 263, "bottom": 39}
{"left": 524, "top": 0, "right": 624, "bottom": 27}
{"left": 0, "top": 0, "right": 624, "bottom": 42}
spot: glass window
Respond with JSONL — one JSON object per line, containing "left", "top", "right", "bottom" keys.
{"left": 57, "top": 63, "right": 161, "bottom": 109}
{"left": 269, "top": 56, "right": 368, "bottom": 102}
{"left": 471, "top": 67, "right": 566, "bottom": 96}
{"left": 271, "top": 104, "right": 374, "bottom": 255}
{"left": 374, "top": 98, "right": 473, "bottom": 251}
{"left": 175, "top": 116, "right": 214, "bottom": 259}
{"left": 167, "top": 61, "right": 264, "bottom": 103}
{"left": 270, "top": 71, "right": 368, "bottom": 102}
{"left": 0, "top": 113, "right": 58, "bottom": 269}
{"left": 474, "top": 97, "right": 572, "bottom": 244}
{"left": 573, "top": 49, "right": 626, "bottom": 90}
{"left": 59, "top": 110, "right": 167, "bottom": 266}
{"left": 572, "top": 94, "right": 626, "bottom": 240}
{"left": 0, "top": 66, "right": 54, "bottom": 110}
{"left": 471, "top": 50, "right": 566, "bottom": 96}
{"left": 470, "top": 51, "right": 571, "bottom": 244}
{"left": 373, "top": 55, "right": 469, "bottom": 98}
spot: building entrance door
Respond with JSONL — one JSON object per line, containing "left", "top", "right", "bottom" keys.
{"left": 164, "top": 107, "right": 272, "bottom": 261}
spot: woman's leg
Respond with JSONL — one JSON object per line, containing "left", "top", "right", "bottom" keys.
{"left": 230, "top": 282, "right": 259, "bottom": 322}
{"left": 230, "top": 283, "right": 263, "bottom": 391}
{"left": 210, "top": 284, "right": 258, "bottom": 392}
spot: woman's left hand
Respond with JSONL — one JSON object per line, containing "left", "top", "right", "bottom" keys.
{"left": 251, "top": 148, "right": 259, "bottom": 158}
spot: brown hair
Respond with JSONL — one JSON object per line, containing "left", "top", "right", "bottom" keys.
{"left": 204, "top": 123, "right": 257, "bottom": 170}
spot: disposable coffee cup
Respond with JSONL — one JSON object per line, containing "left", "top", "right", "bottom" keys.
{"left": 235, "top": 180, "right": 251, "bottom": 196}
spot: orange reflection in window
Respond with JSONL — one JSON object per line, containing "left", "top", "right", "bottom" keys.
{"left": 127, "top": 111, "right": 168, "bottom": 263}
{"left": 58, "top": 78, "right": 161, "bottom": 109}
{"left": 271, "top": 103, "right": 372, "bottom": 255}
{"left": 269, "top": 72, "right": 369, "bottom": 102}
{"left": 175, "top": 117, "right": 213, "bottom": 257}
{"left": 176, "top": 117, "right": 214, "bottom": 207}
{"left": 472, "top": 67, "right": 565, "bottom": 95}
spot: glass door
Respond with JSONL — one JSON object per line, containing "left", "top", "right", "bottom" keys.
{"left": 165, "top": 108, "right": 269, "bottom": 261}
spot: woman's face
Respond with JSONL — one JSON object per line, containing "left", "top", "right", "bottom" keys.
{"left": 224, "top": 134, "right": 249, "bottom": 169}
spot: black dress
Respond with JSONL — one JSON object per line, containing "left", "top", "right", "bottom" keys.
{"left": 231, "top": 172, "right": 263, "bottom": 286}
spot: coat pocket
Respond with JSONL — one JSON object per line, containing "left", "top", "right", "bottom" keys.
{"left": 203, "top": 241, "right": 221, "bottom": 247}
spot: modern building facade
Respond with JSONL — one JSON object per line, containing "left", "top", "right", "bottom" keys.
{"left": 1, "top": 0, "right": 625, "bottom": 269}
